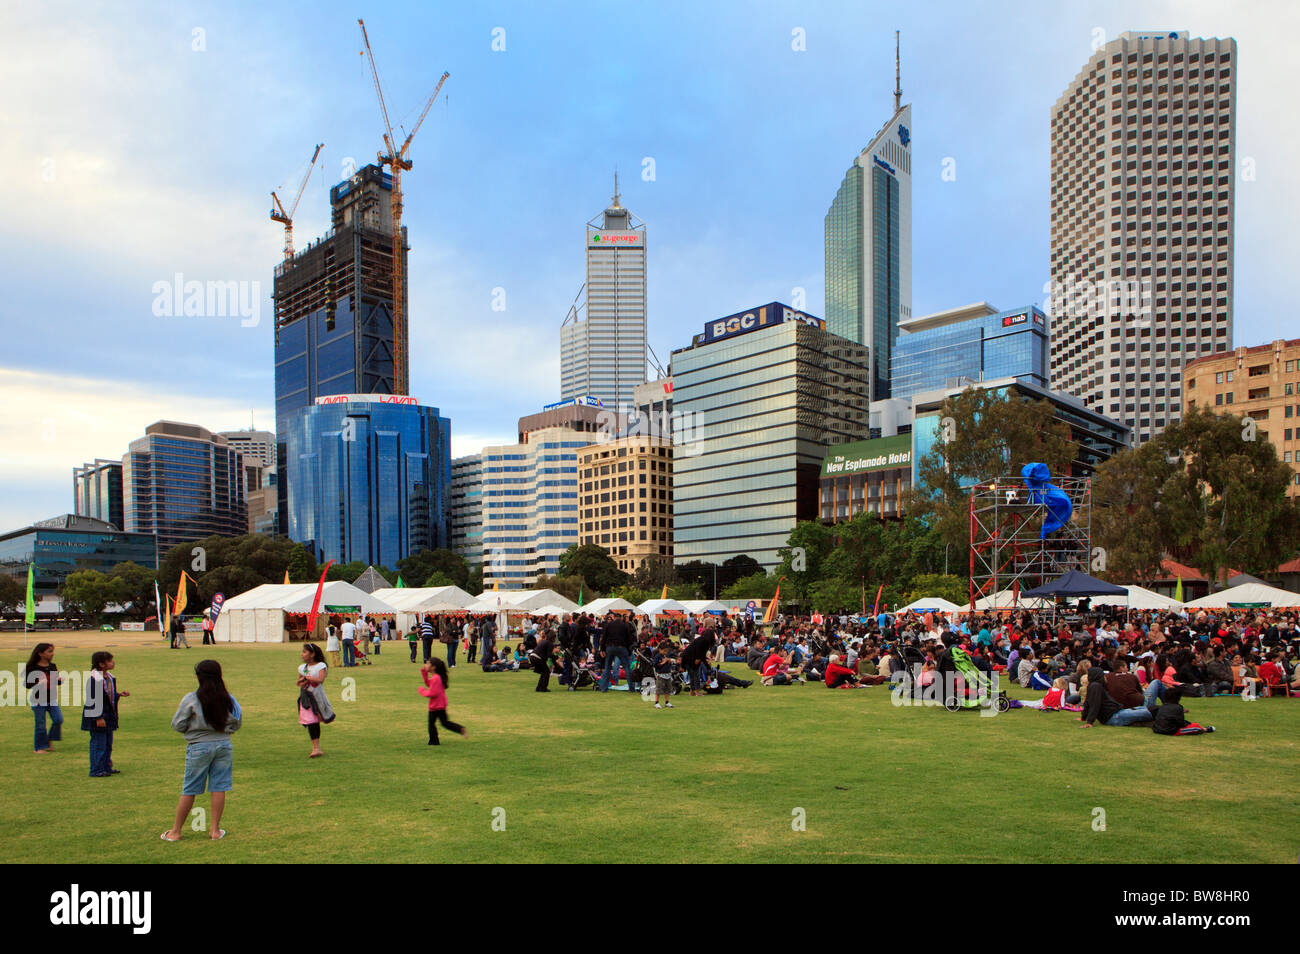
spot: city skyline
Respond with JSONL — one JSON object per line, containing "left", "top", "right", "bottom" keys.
{"left": 3, "top": 1, "right": 1297, "bottom": 532}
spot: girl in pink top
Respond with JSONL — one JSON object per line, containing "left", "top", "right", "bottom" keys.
{"left": 420, "top": 658, "right": 466, "bottom": 746}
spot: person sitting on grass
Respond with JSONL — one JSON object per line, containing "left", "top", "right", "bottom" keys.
{"left": 824, "top": 654, "right": 860, "bottom": 689}
{"left": 1029, "top": 660, "right": 1054, "bottom": 690}
{"left": 761, "top": 648, "right": 800, "bottom": 686}
{"left": 1080, "top": 665, "right": 1153, "bottom": 728}
{"left": 1152, "top": 686, "right": 1215, "bottom": 735}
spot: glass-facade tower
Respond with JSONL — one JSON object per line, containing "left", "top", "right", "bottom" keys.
{"left": 892, "top": 305, "right": 1050, "bottom": 400}
{"left": 825, "top": 103, "right": 912, "bottom": 400}
{"left": 284, "top": 396, "right": 451, "bottom": 568}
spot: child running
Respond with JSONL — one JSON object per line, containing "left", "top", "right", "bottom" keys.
{"left": 419, "top": 658, "right": 467, "bottom": 745}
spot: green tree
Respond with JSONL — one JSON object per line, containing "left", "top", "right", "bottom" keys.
{"left": 1158, "top": 407, "right": 1300, "bottom": 585}
{"left": 325, "top": 561, "right": 371, "bottom": 584}
{"left": 423, "top": 570, "right": 456, "bottom": 588}
{"left": 557, "top": 544, "right": 627, "bottom": 594}
{"left": 398, "top": 548, "right": 469, "bottom": 589}
{"left": 905, "top": 387, "right": 1075, "bottom": 558}
{"left": 60, "top": 569, "right": 122, "bottom": 625}
{"left": 285, "top": 543, "right": 318, "bottom": 584}
{"left": 0, "top": 573, "right": 26, "bottom": 613}
{"left": 675, "top": 560, "right": 717, "bottom": 594}
{"left": 631, "top": 555, "right": 677, "bottom": 590}
{"left": 466, "top": 563, "right": 483, "bottom": 595}
{"left": 610, "top": 585, "right": 653, "bottom": 606}
{"left": 720, "top": 571, "right": 779, "bottom": 601}
{"left": 1091, "top": 438, "right": 1175, "bottom": 583}
{"left": 109, "top": 562, "right": 159, "bottom": 619}
{"left": 776, "top": 521, "right": 836, "bottom": 602}
{"left": 534, "top": 573, "right": 585, "bottom": 603}
{"left": 806, "top": 577, "right": 860, "bottom": 615}
{"left": 902, "top": 573, "right": 969, "bottom": 607}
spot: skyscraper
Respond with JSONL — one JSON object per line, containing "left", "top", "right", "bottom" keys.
{"left": 1050, "top": 31, "right": 1236, "bottom": 443}
{"left": 73, "top": 459, "right": 124, "bottom": 530}
{"left": 273, "top": 162, "right": 406, "bottom": 532}
{"left": 122, "top": 422, "right": 247, "bottom": 554}
{"left": 825, "top": 36, "right": 912, "bottom": 401}
{"left": 560, "top": 178, "right": 647, "bottom": 408}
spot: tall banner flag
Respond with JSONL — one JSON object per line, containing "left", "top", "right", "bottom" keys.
{"left": 283, "top": 569, "right": 290, "bottom": 585}
{"left": 578, "top": 584, "right": 584, "bottom": 607}
{"left": 155, "top": 580, "right": 165, "bottom": 635}
{"left": 25, "top": 563, "right": 36, "bottom": 628}
{"left": 306, "top": 561, "right": 335, "bottom": 635}
{"left": 174, "top": 573, "right": 189, "bottom": 618}
{"left": 660, "top": 584, "right": 668, "bottom": 600}
{"left": 872, "top": 584, "right": 885, "bottom": 618}
{"left": 396, "top": 575, "right": 406, "bottom": 588}
{"left": 1174, "top": 576, "right": 1183, "bottom": 604}
{"left": 861, "top": 577, "right": 866, "bottom": 616}
{"left": 762, "top": 579, "right": 783, "bottom": 624}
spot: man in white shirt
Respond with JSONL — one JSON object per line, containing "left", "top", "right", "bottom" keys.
{"left": 341, "top": 617, "right": 356, "bottom": 667}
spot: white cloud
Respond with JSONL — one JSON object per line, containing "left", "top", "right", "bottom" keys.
{"left": 0, "top": 367, "right": 272, "bottom": 530}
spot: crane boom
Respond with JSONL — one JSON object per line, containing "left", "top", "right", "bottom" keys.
{"left": 269, "top": 142, "right": 324, "bottom": 261}
{"left": 355, "top": 18, "right": 449, "bottom": 397}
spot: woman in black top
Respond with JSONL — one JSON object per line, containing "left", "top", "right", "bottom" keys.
{"left": 25, "top": 643, "right": 64, "bottom": 753}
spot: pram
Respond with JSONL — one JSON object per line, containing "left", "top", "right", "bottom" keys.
{"left": 941, "top": 645, "right": 1009, "bottom": 713}
{"left": 889, "top": 644, "right": 928, "bottom": 699}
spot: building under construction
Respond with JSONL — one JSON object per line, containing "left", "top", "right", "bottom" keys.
{"left": 273, "top": 162, "right": 408, "bottom": 531}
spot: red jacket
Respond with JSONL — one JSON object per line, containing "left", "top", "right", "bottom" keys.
{"left": 824, "top": 662, "right": 856, "bottom": 686}
{"left": 762, "top": 653, "right": 787, "bottom": 678}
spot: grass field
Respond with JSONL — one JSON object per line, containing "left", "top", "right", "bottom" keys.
{"left": 2, "top": 633, "right": 1298, "bottom": 863}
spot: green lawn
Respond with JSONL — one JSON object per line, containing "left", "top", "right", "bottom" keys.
{"left": 3, "top": 640, "right": 1298, "bottom": 863}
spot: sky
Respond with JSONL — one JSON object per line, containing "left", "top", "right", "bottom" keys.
{"left": 2, "top": 0, "right": 1297, "bottom": 530}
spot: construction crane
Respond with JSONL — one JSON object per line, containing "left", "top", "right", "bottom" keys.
{"left": 358, "top": 18, "right": 448, "bottom": 396}
{"left": 269, "top": 143, "right": 324, "bottom": 261}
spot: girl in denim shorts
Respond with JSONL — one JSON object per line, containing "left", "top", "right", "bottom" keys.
{"left": 161, "top": 660, "right": 242, "bottom": 842}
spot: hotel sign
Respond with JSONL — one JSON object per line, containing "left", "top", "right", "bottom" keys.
{"left": 315, "top": 394, "right": 419, "bottom": 406}
{"left": 821, "top": 434, "right": 913, "bottom": 477}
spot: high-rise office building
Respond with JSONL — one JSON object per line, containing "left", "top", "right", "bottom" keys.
{"left": 219, "top": 429, "right": 276, "bottom": 468}
{"left": 450, "top": 454, "right": 484, "bottom": 569}
{"left": 560, "top": 179, "right": 647, "bottom": 408}
{"left": 891, "top": 303, "right": 1050, "bottom": 400}
{"left": 273, "top": 163, "right": 405, "bottom": 532}
{"left": 1050, "top": 30, "right": 1236, "bottom": 443}
{"left": 283, "top": 394, "right": 451, "bottom": 567}
{"left": 577, "top": 437, "right": 674, "bottom": 574}
{"left": 0, "top": 515, "right": 157, "bottom": 605}
{"left": 122, "top": 422, "right": 248, "bottom": 555}
{"left": 73, "top": 459, "right": 124, "bottom": 530}
{"left": 671, "top": 303, "right": 872, "bottom": 569}
{"left": 479, "top": 426, "right": 589, "bottom": 589}
{"left": 825, "top": 41, "right": 912, "bottom": 401}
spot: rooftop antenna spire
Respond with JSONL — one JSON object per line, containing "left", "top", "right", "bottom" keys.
{"left": 612, "top": 169, "right": 621, "bottom": 208}
{"left": 894, "top": 30, "right": 902, "bottom": 113}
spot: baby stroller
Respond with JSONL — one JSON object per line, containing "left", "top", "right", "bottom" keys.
{"left": 942, "top": 645, "right": 1009, "bottom": 713}
{"left": 889, "top": 644, "right": 928, "bottom": 699}
{"left": 561, "top": 651, "right": 600, "bottom": 689}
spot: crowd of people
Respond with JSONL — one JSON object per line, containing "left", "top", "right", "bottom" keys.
{"left": 17, "top": 600, "right": 1299, "bottom": 843}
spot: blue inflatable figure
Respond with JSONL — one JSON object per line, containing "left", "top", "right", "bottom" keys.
{"left": 1021, "top": 462, "right": 1072, "bottom": 538}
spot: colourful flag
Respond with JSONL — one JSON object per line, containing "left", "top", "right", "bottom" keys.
{"left": 872, "top": 584, "right": 884, "bottom": 618}
{"left": 861, "top": 577, "right": 866, "bottom": 616}
{"left": 396, "top": 575, "right": 406, "bottom": 588}
{"left": 306, "top": 560, "right": 335, "bottom": 635}
{"left": 762, "top": 580, "right": 782, "bottom": 623}
{"left": 283, "top": 569, "right": 291, "bottom": 585}
{"left": 661, "top": 583, "right": 668, "bottom": 600}
{"left": 24, "top": 564, "right": 35, "bottom": 627}
{"left": 578, "top": 583, "right": 584, "bottom": 607}
{"left": 155, "top": 579, "right": 166, "bottom": 635}
{"left": 1174, "top": 576, "right": 1183, "bottom": 604}
{"left": 174, "top": 573, "right": 189, "bottom": 618}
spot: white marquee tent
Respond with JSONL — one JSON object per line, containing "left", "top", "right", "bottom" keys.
{"left": 473, "top": 590, "right": 581, "bottom": 613}
{"left": 637, "top": 598, "right": 689, "bottom": 619}
{"left": 680, "top": 599, "right": 728, "bottom": 616}
{"left": 581, "top": 597, "right": 642, "bottom": 615}
{"left": 896, "top": 597, "right": 963, "bottom": 614}
{"left": 370, "top": 586, "right": 477, "bottom": 631}
{"left": 213, "top": 582, "right": 397, "bottom": 643}
{"left": 1182, "top": 582, "right": 1300, "bottom": 609}
{"left": 964, "top": 589, "right": 1052, "bottom": 613}
{"left": 1089, "top": 585, "right": 1184, "bottom": 611}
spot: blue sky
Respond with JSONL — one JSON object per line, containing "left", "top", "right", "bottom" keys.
{"left": 2, "top": 0, "right": 1296, "bottom": 529}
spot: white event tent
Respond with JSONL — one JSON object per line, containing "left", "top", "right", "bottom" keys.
{"left": 213, "top": 582, "right": 396, "bottom": 643}
{"left": 581, "top": 597, "right": 642, "bottom": 615}
{"left": 370, "top": 586, "right": 477, "bottom": 631}
{"left": 1182, "top": 582, "right": 1300, "bottom": 609}
{"left": 637, "top": 598, "right": 689, "bottom": 620}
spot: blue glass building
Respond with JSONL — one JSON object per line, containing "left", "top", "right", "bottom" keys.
{"left": 0, "top": 515, "right": 157, "bottom": 602}
{"left": 273, "top": 163, "right": 404, "bottom": 533}
{"left": 284, "top": 396, "right": 451, "bottom": 567}
{"left": 123, "top": 422, "right": 247, "bottom": 555}
{"left": 891, "top": 304, "right": 1050, "bottom": 401}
